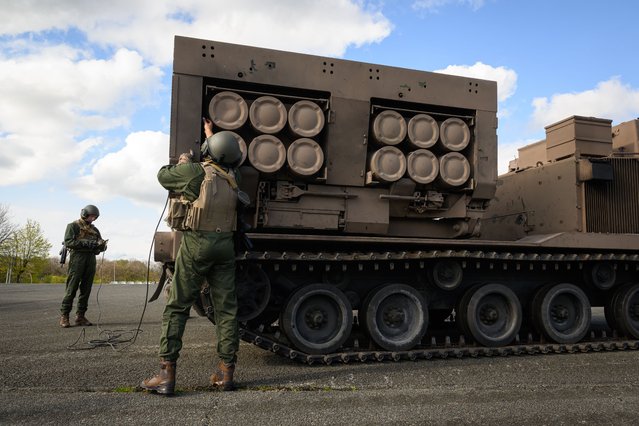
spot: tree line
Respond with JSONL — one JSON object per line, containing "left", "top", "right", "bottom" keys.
{"left": 0, "top": 204, "right": 161, "bottom": 283}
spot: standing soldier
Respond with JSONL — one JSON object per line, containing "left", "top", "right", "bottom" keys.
{"left": 59, "top": 204, "right": 107, "bottom": 328}
{"left": 141, "top": 119, "right": 243, "bottom": 396}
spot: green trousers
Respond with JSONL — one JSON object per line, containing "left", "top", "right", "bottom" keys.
{"left": 159, "top": 230, "right": 239, "bottom": 364}
{"left": 60, "top": 251, "right": 96, "bottom": 315}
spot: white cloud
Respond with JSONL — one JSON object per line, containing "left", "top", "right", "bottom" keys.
{"left": 97, "top": 208, "right": 166, "bottom": 261}
{"left": 531, "top": 77, "right": 639, "bottom": 129}
{"left": 0, "top": 0, "right": 392, "bottom": 65}
{"left": 72, "top": 131, "right": 169, "bottom": 207}
{"left": 0, "top": 0, "right": 395, "bottom": 261}
{"left": 0, "top": 0, "right": 392, "bottom": 188}
{"left": 434, "top": 62, "right": 517, "bottom": 102}
{"left": 412, "top": 0, "right": 486, "bottom": 12}
{"left": 0, "top": 45, "right": 163, "bottom": 186}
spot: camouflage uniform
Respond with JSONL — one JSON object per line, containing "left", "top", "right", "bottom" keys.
{"left": 156, "top": 162, "right": 239, "bottom": 364}
{"left": 60, "top": 219, "right": 103, "bottom": 316}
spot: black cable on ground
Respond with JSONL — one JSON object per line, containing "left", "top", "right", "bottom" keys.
{"left": 67, "top": 196, "right": 169, "bottom": 351}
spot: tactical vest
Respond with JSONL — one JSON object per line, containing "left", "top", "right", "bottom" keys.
{"left": 76, "top": 219, "right": 99, "bottom": 241}
{"left": 168, "top": 162, "right": 238, "bottom": 232}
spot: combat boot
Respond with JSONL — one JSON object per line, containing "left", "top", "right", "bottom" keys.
{"left": 59, "top": 314, "right": 70, "bottom": 328}
{"left": 74, "top": 313, "right": 93, "bottom": 326}
{"left": 210, "top": 361, "right": 235, "bottom": 391}
{"left": 141, "top": 360, "right": 176, "bottom": 395}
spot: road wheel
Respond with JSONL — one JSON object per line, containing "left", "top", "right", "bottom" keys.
{"left": 431, "top": 260, "right": 463, "bottom": 291}
{"left": 612, "top": 283, "right": 639, "bottom": 339}
{"left": 280, "top": 284, "right": 352, "bottom": 354}
{"left": 584, "top": 262, "right": 616, "bottom": 290}
{"left": 532, "top": 283, "right": 591, "bottom": 344}
{"left": 236, "top": 264, "right": 271, "bottom": 322}
{"left": 458, "top": 284, "right": 522, "bottom": 347}
{"left": 361, "top": 284, "right": 428, "bottom": 351}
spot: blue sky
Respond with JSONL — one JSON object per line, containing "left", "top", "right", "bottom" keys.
{"left": 1, "top": 0, "right": 638, "bottom": 260}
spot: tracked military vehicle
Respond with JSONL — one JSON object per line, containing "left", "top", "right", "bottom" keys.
{"left": 154, "top": 36, "right": 639, "bottom": 364}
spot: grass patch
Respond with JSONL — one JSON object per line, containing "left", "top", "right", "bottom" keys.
{"left": 113, "top": 386, "right": 139, "bottom": 393}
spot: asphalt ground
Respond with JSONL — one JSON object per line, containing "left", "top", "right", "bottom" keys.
{"left": 1, "top": 283, "right": 638, "bottom": 425}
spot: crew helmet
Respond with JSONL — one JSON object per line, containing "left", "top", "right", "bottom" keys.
{"left": 81, "top": 204, "right": 100, "bottom": 219}
{"left": 201, "top": 131, "right": 242, "bottom": 166}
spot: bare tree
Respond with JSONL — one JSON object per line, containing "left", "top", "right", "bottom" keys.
{"left": 0, "top": 205, "right": 18, "bottom": 283}
{"left": 8, "top": 219, "right": 52, "bottom": 283}
{"left": 0, "top": 204, "right": 17, "bottom": 253}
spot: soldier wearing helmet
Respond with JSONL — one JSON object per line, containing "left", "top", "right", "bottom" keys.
{"left": 142, "top": 118, "right": 243, "bottom": 395}
{"left": 59, "top": 204, "right": 108, "bottom": 328}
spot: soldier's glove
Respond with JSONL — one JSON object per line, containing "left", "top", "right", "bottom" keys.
{"left": 178, "top": 150, "right": 194, "bottom": 164}
{"left": 96, "top": 238, "right": 108, "bottom": 252}
{"left": 78, "top": 239, "right": 93, "bottom": 249}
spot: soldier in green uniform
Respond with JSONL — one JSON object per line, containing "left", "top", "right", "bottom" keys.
{"left": 59, "top": 205, "right": 107, "bottom": 328}
{"left": 141, "top": 120, "right": 243, "bottom": 396}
